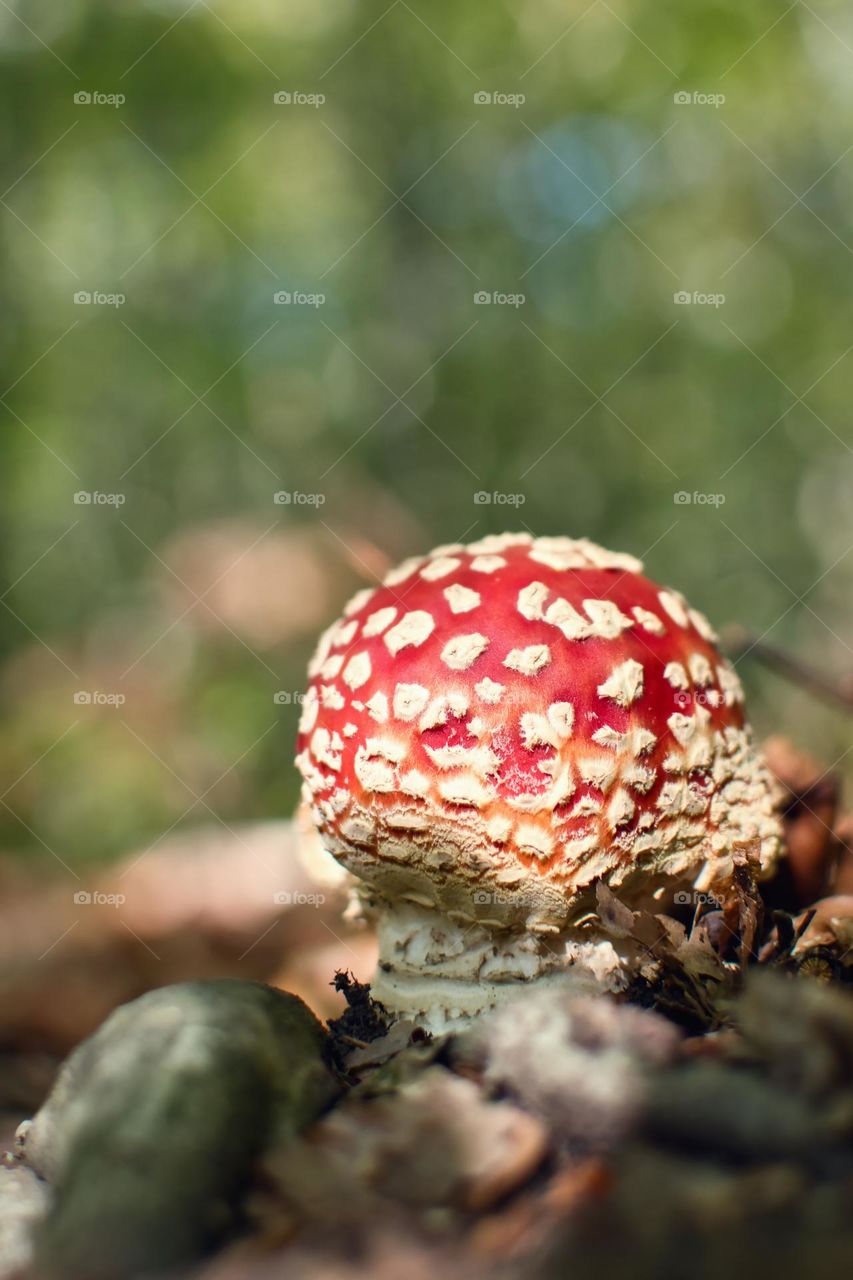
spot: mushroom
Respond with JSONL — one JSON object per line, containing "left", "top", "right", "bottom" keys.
{"left": 296, "top": 533, "right": 783, "bottom": 1031}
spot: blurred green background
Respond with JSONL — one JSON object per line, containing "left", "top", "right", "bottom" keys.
{"left": 1, "top": 0, "right": 851, "bottom": 873}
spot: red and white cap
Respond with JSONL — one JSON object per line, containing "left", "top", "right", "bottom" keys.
{"left": 296, "top": 533, "right": 781, "bottom": 940}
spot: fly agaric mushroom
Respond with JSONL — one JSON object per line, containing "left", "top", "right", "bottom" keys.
{"left": 296, "top": 533, "right": 783, "bottom": 1030}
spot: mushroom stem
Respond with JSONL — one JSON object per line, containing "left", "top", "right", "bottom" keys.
{"left": 369, "top": 900, "right": 637, "bottom": 1033}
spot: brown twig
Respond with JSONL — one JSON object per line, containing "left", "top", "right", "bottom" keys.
{"left": 722, "top": 625, "right": 853, "bottom": 713}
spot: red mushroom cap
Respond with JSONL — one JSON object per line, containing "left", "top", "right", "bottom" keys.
{"left": 296, "top": 534, "right": 781, "bottom": 928}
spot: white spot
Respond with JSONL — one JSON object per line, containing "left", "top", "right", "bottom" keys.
{"left": 656, "top": 780, "right": 692, "bottom": 816}
{"left": 475, "top": 677, "right": 505, "bottom": 704}
{"left": 606, "top": 788, "right": 635, "bottom": 830}
{"left": 393, "top": 682, "right": 430, "bottom": 721}
{"left": 400, "top": 769, "right": 430, "bottom": 797}
{"left": 658, "top": 590, "right": 689, "bottom": 628}
{"left": 333, "top": 620, "right": 358, "bottom": 647}
{"left": 632, "top": 728, "right": 657, "bottom": 756}
{"left": 667, "top": 712, "right": 696, "bottom": 746}
{"left": 689, "top": 607, "right": 718, "bottom": 642}
{"left": 419, "top": 692, "right": 469, "bottom": 730}
{"left": 438, "top": 773, "right": 493, "bottom": 807}
{"left": 441, "top": 633, "right": 490, "bottom": 671}
{"left": 517, "top": 581, "right": 549, "bottom": 621}
{"left": 470, "top": 554, "right": 506, "bottom": 573}
{"left": 581, "top": 599, "right": 634, "bottom": 638}
{"left": 343, "top": 723, "right": 358, "bottom": 737}
{"left": 520, "top": 712, "right": 559, "bottom": 750}
{"left": 515, "top": 823, "right": 554, "bottom": 859}
{"left": 688, "top": 653, "right": 713, "bottom": 685}
{"left": 717, "top": 663, "right": 744, "bottom": 706}
{"left": 544, "top": 597, "right": 591, "bottom": 640}
{"left": 421, "top": 556, "right": 461, "bottom": 581}
{"left": 354, "top": 748, "right": 395, "bottom": 793}
{"left": 365, "top": 691, "right": 389, "bottom": 723}
{"left": 591, "top": 725, "right": 626, "bottom": 752}
{"left": 384, "top": 610, "right": 435, "bottom": 656}
{"left": 320, "top": 684, "right": 345, "bottom": 710}
{"left": 343, "top": 587, "right": 375, "bottom": 617}
{"left": 467, "top": 533, "right": 530, "bottom": 554}
{"left": 664, "top": 662, "right": 689, "bottom": 690}
{"left": 307, "top": 621, "right": 338, "bottom": 678}
{"left": 547, "top": 701, "right": 575, "bottom": 740}
{"left": 570, "top": 794, "right": 602, "bottom": 818}
{"left": 320, "top": 654, "right": 344, "bottom": 680}
{"left": 383, "top": 556, "right": 424, "bottom": 587}
{"left": 424, "top": 742, "right": 498, "bottom": 774}
{"left": 573, "top": 539, "right": 643, "bottom": 573}
{"left": 597, "top": 658, "right": 644, "bottom": 707}
{"left": 342, "top": 652, "right": 372, "bottom": 690}
{"left": 632, "top": 606, "right": 666, "bottom": 635}
{"left": 311, "top": 728, "right": 343, "bottom": 772}
{"left": 329, "top": 788, "right": 349, "bottom": 814}
{"left": 363, "top": 606, "right": 397, "bottom": 637}
{"left": 443, "top": 583, "right": 481, "bottom": 614}
{"left": 298, "top": 687, "right": 318, "bottom": 734}
{"left": 624, "top": 763, "right": 656, "bottom": 793}
{"left": 528, "top": 545, "right": 590, "bottom": 572}
{"left": 504, "top": 645, "right": 551, "bottom": 676}
{"left": 365, "top": 736, "right": 406, "bottom": 763}
{"left": 578, "top": 755, "right": 617, "bottom": 792}
{"left": 530, "top": 536, "right": 643, "bottom": 574}
{"left": 486, "top": 814, "right": 513, "bottom": 843}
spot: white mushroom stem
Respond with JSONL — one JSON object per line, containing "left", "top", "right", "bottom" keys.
{"left": 369, "top": 899, "right": 640, "bottom": 1034}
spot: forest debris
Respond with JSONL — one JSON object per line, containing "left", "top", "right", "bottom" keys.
{"left": 762, "top": 736, "right": 839, "bottom": 907}
{"left": 326, "top": 972, "right": 391, "bottom": 1069}
{"left": 642, "top": 1060, "right": 822, "bottom": 1163}
{"left": 345, "top": 1020, "right": 423, "bottom": 1070}
{"left": 266, "top": 1067, "right": 547, "bottom": 1222}
{"left": 792, "top": 896, "right": 853, "bottom": 959}
{"left": 468, "top": 1160, "right": 611, "bottom": 1262}
{"left": 0, "top": 1162, "right": 50, "bottom": 1278}
{"left": 736, "top": 969, "right": 853, "bottom": 1101}
{"left": 595, "top": 882, "right": 635, "bottom": 938}
{"left": 20, "top": 981, "right": 341, "bottom": 1279}
{"left": 469, "top": 986, "right": 680, "bottom": 1153}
